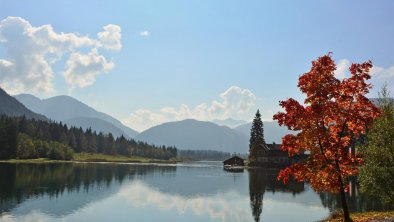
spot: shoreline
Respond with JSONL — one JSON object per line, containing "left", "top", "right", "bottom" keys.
{"left": 0, "top": 153, "right": 179, "bottom": 164}
{"left": 321, "top": 211, "right": 394, "bottom": 222}
{"left": 0, "top": 159, "right": 179, "bottom": 164}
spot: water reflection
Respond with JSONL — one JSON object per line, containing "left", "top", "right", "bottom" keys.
{"left": 0, "top": 162, "right": 387, "bottom": 222}
{"left": 319, "top": 176, "right": 393, "bottom": 212}
{"left": 119, "top": 181, "right": 252, "bottom": 222}
{"left": 248, "top": 169, "right": 305, "bottom": 222}
{"left": 0, "top": 162, "right": 176, "bottom": 216}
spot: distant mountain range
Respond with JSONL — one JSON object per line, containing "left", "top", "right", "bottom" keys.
{"left": 136, "top": 119, "right": 249, "bottom": 153}
{"left": 1, "top": 87, "right": 294, "bottom": 152}
{"left": 135, "top": 119, "right": 293, "bottom": 153}
{"left": 15, "top": 94, "right": 138, "bottom": 139}
{"left": 0, "top": 86, "right": 303, "bottom": 153}
{"left": 0, "top": 88, "right": 47, "bottom": 121}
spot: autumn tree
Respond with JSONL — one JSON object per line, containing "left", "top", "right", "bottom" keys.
{"left": 359, "top": 85, "right": 394, "bottom": 205}
{"left": 249, "top": 110, "right": 265, "bottom": 166}
{"left": 273, "top": 54, "right": 380, "bottom": 221}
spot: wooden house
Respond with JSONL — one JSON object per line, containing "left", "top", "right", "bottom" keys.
{"left": 255, "top": 143, "right": 308, "bottom": 168}
{"left": 255, "top": 143, "right": 289, "bottom": 168}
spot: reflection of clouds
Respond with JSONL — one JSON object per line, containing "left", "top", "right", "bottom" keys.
{"left": 261, "top": 198, "right": 329, "bottom": 222}
{"left": 0, "top": 212, "right": 48, "bottom": 222}
{"left": 119, "top": 181, "right": 252, "bottom": 222}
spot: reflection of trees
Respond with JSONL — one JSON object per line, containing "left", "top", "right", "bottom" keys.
{"left": 0, "top": 163, "right": 176, "bottom": 214}
{"left": 249, "top": 169, "right": 265, "bottom": 222}
{"left": 248, "top": 169, "right": 305, "bottom": 222}
{"left": 319, "top": 176, "right": 393, "bottom": 212}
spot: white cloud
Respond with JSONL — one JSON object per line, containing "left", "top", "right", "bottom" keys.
{"left": 370, "top": 65, "right": 394, "bottom": 92}
{"left": 97, "top": 24, "right": 122, "bottom": 50}
{"left": 0, "top": 212, "right": 49, "bottom": 222}
{"left": 120, "top": 181, "right": 252, "bottom": 222}
{"left": 0, "top": 16, "right": 121, "bottom": 94}
{"left": 123, "top": 109, "right": 170, "bottom": 132}
{"left": 63, "top": 48, "right": 114, "bottom": 88}
{"left": 333, "top": 59, "right": 394, "bottom": 93}
{"left": 123, "top": 86, "right": 256, "bottom": 131}
{"left": 209, "top": 86, "right": 256, "bottom": 118}
{"left": 139, "top": 30, "right": 150, "bottom": 37}
{"left": 334, "top": 59, "right": 350, "bottom": 79}
{"left": 371, "top": 65, "right": 394, "bottom": 79}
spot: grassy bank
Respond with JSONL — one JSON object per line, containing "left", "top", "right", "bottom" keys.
{"left": 0, "top": 153, "right": 178, "bottom": 164}
{"left": 73, "top": 153, "right": 178, "bottom": 163}
{"left": 321, "top": 211, "right": 394, "bottom": 222}
{"left": 0, "top": 158, "right": 67, "bottom": 163}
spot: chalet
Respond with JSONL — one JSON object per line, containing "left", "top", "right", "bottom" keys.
{"left": 255, "top": 143, "right": 308, "bottom": 168}
{"left": 255, "top": 143, "right": 289, "bottom": 168}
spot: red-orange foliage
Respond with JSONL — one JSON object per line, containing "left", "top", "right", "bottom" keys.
{"left": 273, "top": 54, "right": 381, "bottom": 193}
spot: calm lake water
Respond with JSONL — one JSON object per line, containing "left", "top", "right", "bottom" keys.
{"left": 0, "top": 162, "right": 389, "bottom": 222}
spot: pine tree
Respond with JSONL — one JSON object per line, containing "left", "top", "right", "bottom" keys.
{"left": 97, "top": 132, "right": 105, "bottom": 153}
{"left": 104, "top": 133, "right": 116, "bottom": 155}
{"left": 77, "top": 132, "right": 88, "bottom": 153}
{"left": 249, "top": 110, "right": 266, "bottom": 166}
{"left": 116, "top": 135, "right": 129, "bottom": 156}
{"left": 68, "top": 132, "right": 77, "bottom": 149}
{"left": 0, "top": 118, "right": 17, "bottom": 159}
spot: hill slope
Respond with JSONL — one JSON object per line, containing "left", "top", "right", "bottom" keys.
{"left": 0, "top": 88, "right": 47, "bottom": 121}
{"left": 15, "top": 94, "right": 138, "bottom": 138}
{"left": 136, "top": 119, "right": 249, "bottom": 153}
{"left": 64, "top": 117, "right": 127, "bottom": 138}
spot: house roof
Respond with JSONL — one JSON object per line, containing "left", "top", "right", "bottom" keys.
{"left": 259, "top": 143, "right": 281, "bottom": 151}
{"left": 223, "top": 156, "right": 244, "bottom": 163}
{"left": 224, "top": 156, "right": 243, "bottom": 160}
{"left": 266, "top": 143, "right": 281, "bottom": 150}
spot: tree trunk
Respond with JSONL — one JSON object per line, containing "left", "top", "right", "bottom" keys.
{"left": 338, "top": 175, "right": 352, "bottom": 222}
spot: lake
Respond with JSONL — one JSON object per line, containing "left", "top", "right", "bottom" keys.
{"left": 0, "top": 162, "right": 388, "bottom": 222}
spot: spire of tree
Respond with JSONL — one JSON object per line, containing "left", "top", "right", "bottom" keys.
{"left": 248, "top": 109, "right": 266, "bottom": 166}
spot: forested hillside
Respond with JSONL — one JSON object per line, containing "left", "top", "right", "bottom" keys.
{"left": 0, "top": 115, "right": 177, "bottom": 160}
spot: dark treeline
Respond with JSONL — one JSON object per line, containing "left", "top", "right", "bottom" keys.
{"left": 0, "top": 115, "right": 177, "bottom": 160}
{"left": 178, "top": 149, "right": 231, "bottom": 161}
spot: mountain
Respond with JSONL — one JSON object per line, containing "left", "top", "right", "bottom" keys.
{"left": 235, "top": 121, "right": 293, "bottom": 144}
{"left": 212, "top": 118, "right": 247, "bottom": 128}
{"left": 64, "top": 117, "right": 127, "bottom": 138}
{"left": 15, "top": 94, "right": 138, "bottom": 138}
{"left": 0, "top": 88, "right": 47, "bottom": 121}
{"left": 136, "top": 119, "right": 249, "bottom": 153}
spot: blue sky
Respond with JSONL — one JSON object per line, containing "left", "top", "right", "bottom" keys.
{"left": 0, "top": 0, "right": 393, "bottom": 131}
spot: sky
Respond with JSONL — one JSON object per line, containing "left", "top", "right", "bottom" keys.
{"left": 0, "top": 0, "right": 393, "bottom": 132}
